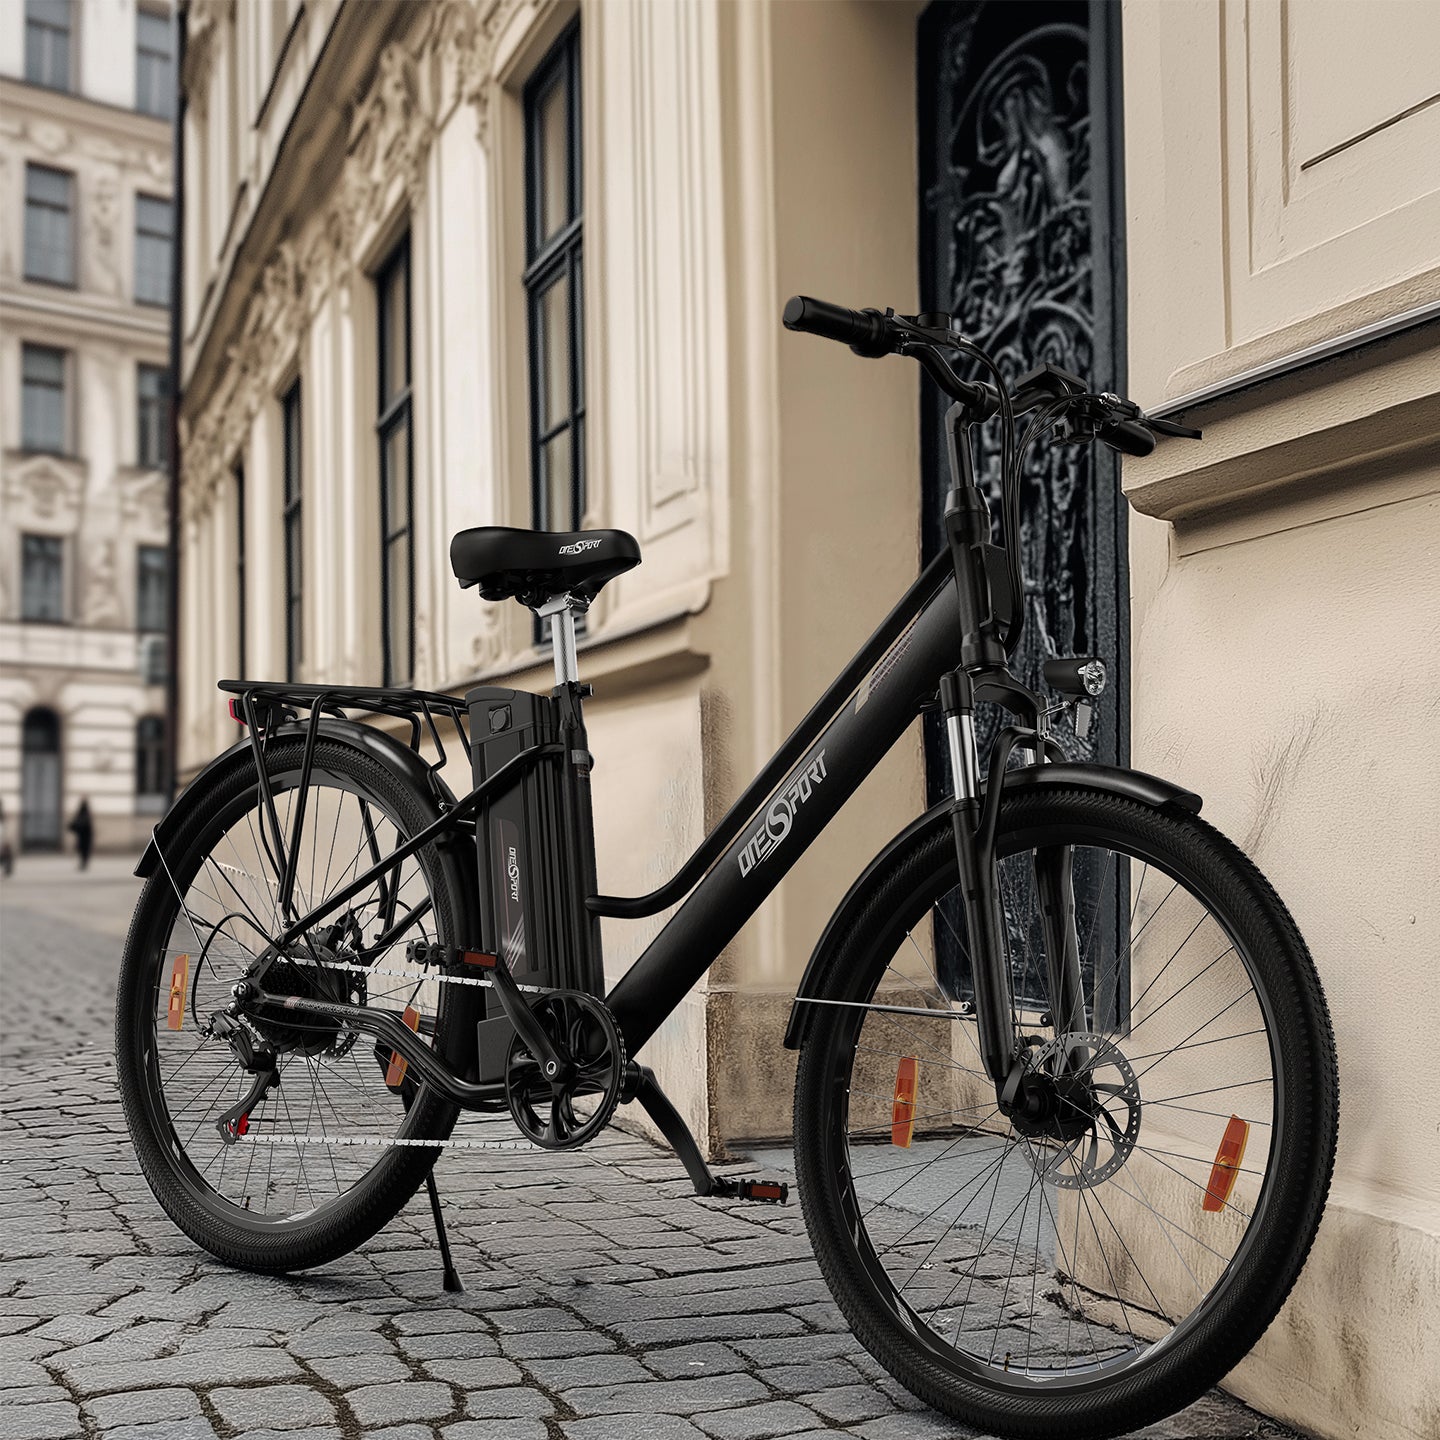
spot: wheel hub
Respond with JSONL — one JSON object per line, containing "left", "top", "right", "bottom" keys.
{"left": 1012, "top": 1033, "right": 1142, "bottom": 1190}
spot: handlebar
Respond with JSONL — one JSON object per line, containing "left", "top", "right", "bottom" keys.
{"left": 782, "top": 294, "right": 1201, "bottom": 458}
{"left": 782, "top": 296, "right": 893, "bottom": 358}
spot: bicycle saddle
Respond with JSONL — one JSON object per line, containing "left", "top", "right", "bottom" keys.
{"left": 450, "top": 526, "right": 641, "bottom": 606}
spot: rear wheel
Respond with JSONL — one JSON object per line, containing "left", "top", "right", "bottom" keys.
{"left": 793, "top": 787, "right": 1337, "bottom": 1440}
{"left": 115, "top": 736, "right": 481, "bottom": 1273}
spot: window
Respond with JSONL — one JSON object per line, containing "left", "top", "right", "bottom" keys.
{"left": 376, "top": 237, "right": 413, "bottom": 685}
{"left": 24, "top": 164, "right": 75, "bottom": 286}
{"left": 135, "top": 9, "right": 174, "bottom": 120}
{"left": 135, "top": 194, "right": 172, "bottom": 306}
{"left": 135, "top": 716, "right": 167, "bottom": 802}
{"left": 136, "top": 545, "right": 167, "bottom": 633}
{"left": 21, "top": 345, "right": 67, "bottom": 453}
{"left": 234, "top": 463, "right": 247, "bottom": 679}
{"left": 137, "top": 364, "right": 168, "bottom": 468}
{"left": 524, "top": 24, "right": 584, "bottom": 536}
{"left": 21, "top": 535, "right": 64, "bottom": 623}
{"left": 282, "top": 381, "right": 303, "bottom": 680}
{"left": 25, "top": 0, "right": 72, "bottom": 91}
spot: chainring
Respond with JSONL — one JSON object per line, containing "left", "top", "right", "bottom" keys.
{"left": 505, "top": 991, "right": 626, "bottom": 1150}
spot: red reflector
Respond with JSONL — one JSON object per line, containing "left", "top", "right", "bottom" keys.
{"left": 891, "top": 1056, "right": 918, "bottom": 1148}
{"left": 1202, "top": 1115, "right": 1250, "bottom": 1213}
{"left": 461, "top": 951, "right": 498, "bottom": 969}
{"left": 166, "top": 953, "right": 189, "bottom": 1031}
{"left": 228, "top": 698, "right": 246, "bottom": 725}
{"left": 384, "top": 1006, "right": 422, "bottom": 1089}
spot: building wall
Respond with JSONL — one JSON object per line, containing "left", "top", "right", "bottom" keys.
{"left": 0, "top": 2, "right": 173, "bottom": 854}
{"left": 1122, "top": 4, "right": 1440, "bottom": 1438}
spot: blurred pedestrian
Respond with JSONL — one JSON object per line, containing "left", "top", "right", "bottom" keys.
{"left": 69, "top": 798, "right": 94, "bottom": 871}
{"left": 0, "top": 799, "right": 12, "bottom": 878}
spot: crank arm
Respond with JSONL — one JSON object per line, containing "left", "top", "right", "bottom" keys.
{"left": 461, "top": 952, "right": 568, "bottom": 1077}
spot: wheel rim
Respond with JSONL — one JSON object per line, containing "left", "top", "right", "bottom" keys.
{"left": 134, "top": 755, "right": 457, "bottom": 1225}
{"left": 822, "top": 817, "right": 1286, "bottom": 1390}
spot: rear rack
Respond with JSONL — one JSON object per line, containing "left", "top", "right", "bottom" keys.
{"left": 216, "top": 679, "right": 476, "bottom": 928}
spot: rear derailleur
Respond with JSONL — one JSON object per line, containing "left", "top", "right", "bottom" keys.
{"left": 206, "top": 1011, "right": 279, "bottom": 1145}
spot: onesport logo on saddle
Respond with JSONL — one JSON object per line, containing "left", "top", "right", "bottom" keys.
{"left": 738, "top": 751, "right": 827, "bottom": 876}
{"left": 558, "top": 539, "right": 603, "bottom": 555}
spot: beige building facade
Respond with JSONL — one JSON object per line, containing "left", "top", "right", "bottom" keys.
{"left": 174, "top": 3, "right": 1437, "bottom": 1437}
{"left": 0, "top": 0, "right": 175, "bottom": 853}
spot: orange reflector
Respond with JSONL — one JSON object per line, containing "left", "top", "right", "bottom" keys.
{"left": 384, "top": 1006, "right": 422, "bottom": 1089}
{"left": 891, "top": 1056, "right": 918, "bottom": 1147}
{"left": 1202, "top": 1114, "right": 1250, "bottom": 1212}
{"left": 166, "top": 954, "right": 189, "bottom": 1031}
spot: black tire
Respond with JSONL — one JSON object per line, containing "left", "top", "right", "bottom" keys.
{"left": 116, "top": 736, "right": 481, "bottom": 1274}
{"left": 794, "top": 787, "right": 1337, "bottom": 1440}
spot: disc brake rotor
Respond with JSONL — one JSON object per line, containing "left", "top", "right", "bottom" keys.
{"left": 1022, "top": 1032, "right": 1142, "bottom": 1190}
{"left": 505, "top": 991, "right": 626, "bottom": 1151}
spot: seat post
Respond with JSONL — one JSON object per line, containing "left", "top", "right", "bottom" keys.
{"left": 536, "top": 595, "right": 583, "bottom": 688}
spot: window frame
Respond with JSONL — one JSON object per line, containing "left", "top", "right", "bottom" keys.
{"left": 134, "top": 7, "right": 174, "bottom": 120}
{"left": 21, "top": 343, "right": 69, "bottom": 455}
{"left": 281, "top": 380, "right": 303, "bottom": 682}
{"left": 24, "top": 163, "right": 76, "bottom": 288}
{"left": 522, "top": 22, "right": 585, "bottom": 539}
{"left": 134, "top": 193, "right": 173, "bottom": 308}
{"left": 375, "top": 234, "right": 415, "bottom": 687}
{"left": 136, "top": 362, "right": 168, "bottom": 469}
{"left": 20, "top": 533, "right": 66, "bottom": 625}
{"left": 24, "top": 0, "right": 73, "bottom": 93}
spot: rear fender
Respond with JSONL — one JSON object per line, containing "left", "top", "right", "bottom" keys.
{"left": 782, "top": 762, "right": 1201, "bottom": 1050}
{"left": 135, "top": 717, "right": 474, "bottom": 899}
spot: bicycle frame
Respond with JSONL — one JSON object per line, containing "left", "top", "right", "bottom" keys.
{"left": 155, "top": 401, "right": 1080, "bottom": 1115}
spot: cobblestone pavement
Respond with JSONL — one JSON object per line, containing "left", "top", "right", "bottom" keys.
{"left": 1, "top": 856, "right": 1313, "bottom": 1440}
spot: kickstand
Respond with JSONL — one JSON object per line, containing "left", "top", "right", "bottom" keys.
{"left": 424, "top": 1168, "right": 464, "bottom": 1293}
{"left": 389, "top": 1070, "right": 465, "bottom": 1294}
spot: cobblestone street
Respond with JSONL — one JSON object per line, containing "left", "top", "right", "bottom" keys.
{"left": 1, "top": 857, "right": 1312, "bottom": 1440}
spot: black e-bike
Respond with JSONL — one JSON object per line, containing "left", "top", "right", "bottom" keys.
{"left": 117, "top": 297, "right": 1337, "bottom": 1440}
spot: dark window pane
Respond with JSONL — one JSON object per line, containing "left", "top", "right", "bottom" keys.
{"left": 25, "top": 0, "right": 72, "bottom": 90}
{"left": 137, "top": 363, "right": 168, "bottom": 468}
{"left": 21, "top": 534, "right": 65, "bottom": 622}
{"left": 136, "top": 545, "right": 167, "bottom": 631}
{"left": 541, "top": 432, "right": 573, "bottom": 533}
{"left": 24, "top": 164, "right": 74, "bottom": 285}
{"left": 536, "top": 272, "right": 571, "bottom": 434}
{"left": 382, "top": 420, "right": 410, "bottom": 536}
{"left": 134, "top": 194, "right": 172, "bottom": 305}
{"left": 135, "top": 715, "right": 167, "bottom": 796}
{"left": 135, "top": 10, "right": 174, "bottom": 119}
{"left": 537, "top": 73, "right": 569, "bottom": 244}
{"left": 384, "top": 537, "right": 411, "bottom": 683}
{"left": 21, "top": 344, "right": 67, "bottom": 452}
{"left": 282, "top": 381, "right": 303, "bottom": 679}
{"left": 379, "top": 247, "right": 409, "bottom": 407}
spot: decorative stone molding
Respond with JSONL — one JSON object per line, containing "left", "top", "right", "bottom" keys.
{"left": 184, "top": 1, "right": 520, "bottom": 522}
{"left": 2, "top": 454, "right": 87, "bottom": 530}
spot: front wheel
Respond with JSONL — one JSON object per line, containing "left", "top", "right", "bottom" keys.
{"left": 793, "top": 786, "right": 1337, "bottom": 1440}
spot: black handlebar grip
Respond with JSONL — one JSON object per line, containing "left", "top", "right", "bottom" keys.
{"left": 783, "top": 296, "right": 892, "bottom": 358}
{"left": 1096, "top": 418, "right": 1157, "bottom": 458}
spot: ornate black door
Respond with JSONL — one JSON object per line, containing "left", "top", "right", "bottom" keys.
{"left": 919, "top": 0, "right": 1128, "bottom": 1012}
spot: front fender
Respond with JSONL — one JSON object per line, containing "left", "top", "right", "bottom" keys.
{"left": 135, "top": 717, "right": 468, "bottom": 879}
{"left": 782, "top": 762, "right": 1201, "bottom": 1050}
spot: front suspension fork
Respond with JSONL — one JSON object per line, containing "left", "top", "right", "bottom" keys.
{"left": 939, "top": 671, "right": 1085, "bottom": 1095}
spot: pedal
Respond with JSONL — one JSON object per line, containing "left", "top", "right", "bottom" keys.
{"left": 709, "top": 1176, "right": 789, "bottom": 1205}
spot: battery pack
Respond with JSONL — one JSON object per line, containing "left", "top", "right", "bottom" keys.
{"left": 466, "top": 686, "right": 600, "bottom": 1080}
